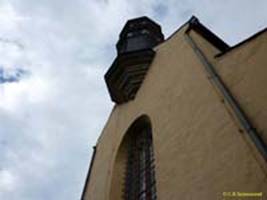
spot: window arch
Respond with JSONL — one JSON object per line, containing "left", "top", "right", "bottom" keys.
{"left": 110, "top": 115, "right": 157, "bottom": 200}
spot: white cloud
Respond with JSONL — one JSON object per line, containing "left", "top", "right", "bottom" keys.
{"left": 0, "top": 76, "right": 49, "bottom": 111}
{"left": 0, "top": 169, "right": 17, "bottom": 192}
{"left": 0, "top": 0, "right": 267, "bottom": 200}
{"left": 0, "top": 2, "right": 24, "bottom": 36}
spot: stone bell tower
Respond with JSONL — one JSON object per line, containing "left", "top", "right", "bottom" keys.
{"left": 104, "top": 16, "right": 164, "bottom": 104}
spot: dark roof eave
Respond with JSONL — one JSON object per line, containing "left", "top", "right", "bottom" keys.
{"left": 163, "top": 16, "right": 230, "bottom": 52}
{"left": 186, "top": 16, "right": 230, "bottom": 52}
{"left": 215, "top": 26, "right": 267, "bottom": 57}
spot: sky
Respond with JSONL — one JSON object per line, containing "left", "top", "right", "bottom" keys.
{"left": 0, "top": 0, "right": 267, "bottom": 199}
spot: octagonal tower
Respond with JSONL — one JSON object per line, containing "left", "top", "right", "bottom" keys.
{"left": 105, "top": 16, "right": 164, "bottom": 104}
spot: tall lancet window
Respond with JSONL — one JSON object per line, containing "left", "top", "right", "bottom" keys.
{"left": 123, "top": 118, "right": 157, "bottom": 200}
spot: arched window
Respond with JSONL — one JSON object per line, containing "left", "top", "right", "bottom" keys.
{"left": 124, "top": 119, "right": 156, "bottom": 200}
{"left": 110, "top": 115, "right": 157, "bottom": 200}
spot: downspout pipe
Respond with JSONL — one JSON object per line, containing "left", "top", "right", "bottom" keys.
{"left": 81, "top": 145, "right": 97, "bottom": 200}
{"left": 184, "top": 21, "right": 267, "bottom": 162}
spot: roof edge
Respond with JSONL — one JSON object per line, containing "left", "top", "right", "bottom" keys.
{"left": 80, "top": 146, "right": 97, "bottom": 200}
{"left": 186, "top": 16, "right": 230, "bottom": 51}
{"left": 215, "top": 26, "right": 267, "bottom": 57}
{"left": 163, "top": 16, "right": 230, "bottom": 52}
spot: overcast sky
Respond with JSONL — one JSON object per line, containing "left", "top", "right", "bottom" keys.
{"left": 0, "top": 0, "right": 267, "bottom": 199}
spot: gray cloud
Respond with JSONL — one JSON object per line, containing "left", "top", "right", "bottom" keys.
{"left": 0, "top": 0, "right": 267, "bottom": 199}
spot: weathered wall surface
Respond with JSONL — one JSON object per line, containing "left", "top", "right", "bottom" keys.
{"left": 215, "top": 32, "right": 267, "bottom": 146}
{"left": 83, "top": 25, "right": 267, "bottom": 200}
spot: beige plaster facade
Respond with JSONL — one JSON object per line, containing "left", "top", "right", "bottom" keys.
{"left": 81, "top": 18, "right": 267, "bottom": 200}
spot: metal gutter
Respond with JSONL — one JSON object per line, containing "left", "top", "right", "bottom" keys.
{"left": 80, "top": 146, "right": 97, "bottom": 200}
{"left": 184, "top": 30, "right": 267, "bottom": 162}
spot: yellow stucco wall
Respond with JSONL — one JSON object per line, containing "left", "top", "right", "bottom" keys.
{"left": 83, "top": 24, "right": 267, "bottom": 200}
{"left": 215, "top": 33, "right": 267, "bottom": 145}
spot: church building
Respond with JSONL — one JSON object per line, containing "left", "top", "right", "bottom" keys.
{"left": 81, "top": 16, "right": 267, "bottom": 200}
